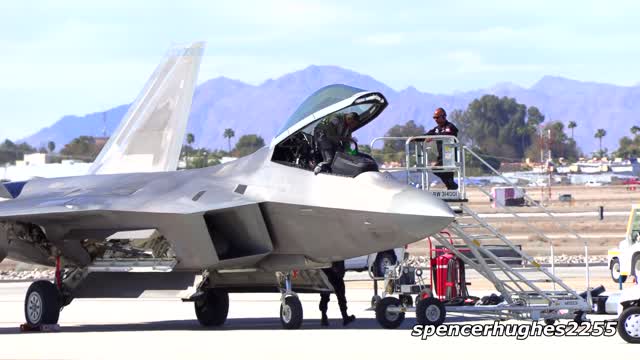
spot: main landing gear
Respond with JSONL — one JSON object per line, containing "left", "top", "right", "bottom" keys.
{"left": 24, "top": 280, "right": 61, "bottom": 328}
{"left": 194, "top": 288, "right": 229, "bottom": 327}
{"left": 22, "top": 257, "right": 76, "bottom": 330}
{"left": 192, "top": 271, "right": 304, "bottom": 330}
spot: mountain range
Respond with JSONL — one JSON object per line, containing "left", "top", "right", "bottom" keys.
{"left": 19, "top": 65, "right": 640, "bottom": 154}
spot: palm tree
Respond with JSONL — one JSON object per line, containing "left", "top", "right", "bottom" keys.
{"left": 631, "top": 125, "right": 640, "bottom": 136}
{"left": 594, "top": 129, "right": 606, "bottom": 156}
{"left": 47, "top": 141, "right": 55, "bottom": 154}
{"left": 568, "top": 121, "right": 577, "bottom": 139}
{"left": 223, "top": 128, "right": 235, "bottom": 153}
{"left": 185, "top": 133, "right": 195, "bottom": 168}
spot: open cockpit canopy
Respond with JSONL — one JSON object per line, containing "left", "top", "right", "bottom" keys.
{"left": 271, "top": 84, "right": 387, "bottom": 176}
{"left": 272, "top": 84, "right": 387, "bottom": 145}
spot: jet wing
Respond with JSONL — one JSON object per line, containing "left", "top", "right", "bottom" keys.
{"left": 0, "top": 173, "right": 254, "bottom": 219}
{"left": 0, "top": 173, "right": 261, "bottom": 269}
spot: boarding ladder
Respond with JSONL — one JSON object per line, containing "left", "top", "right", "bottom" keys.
{"left": 370, "top": 135, "right": 591, "bottom": 320}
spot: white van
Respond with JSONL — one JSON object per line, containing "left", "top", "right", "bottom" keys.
{"left": 608, "top": 205, "right": 640, "bottom": 284}
{"left": 585, "top": 180, "right": 603, "bottom": 187}
{"left": 344, "top": 247, "right": 406, "bottom": 277}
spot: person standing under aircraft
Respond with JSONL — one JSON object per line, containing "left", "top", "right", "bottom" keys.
{"left": 424, "top": 107, "right": 459, "bottom": 190}
{"left": 314, "top": 112, "right": 360, "bottom": 175}
{"left": 319, "top": 260, "right": 356, "bottom": 326}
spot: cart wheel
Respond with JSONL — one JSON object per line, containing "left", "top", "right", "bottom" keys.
{"left": 416, "top": 297, "right": 446, "bottom": 326}
{"left": 415, "top": 291, "right": 429, "bottom": 307}
{"left": 371, "top": 295, "right": 382, "bottom": 308}
{"left": 573, "top": 311, "right": 587, "bottom": 325}
{"left": 617, "top": 306, "right": 640, "bottom": 344}
{"left": 610, "top": 258, "right": 627, "bottom": 283}
{"left": 632, "top": 254, "right": 640, "bottom": 278}
{"left": 375, "top": 297, "right": 405, "bottom": 329}
{"left": 399, "top": 294, "right": 413, "bottom": 308}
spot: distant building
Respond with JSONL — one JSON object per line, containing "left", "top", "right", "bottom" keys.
{"left": 220, "top": 157, "right": 237, "bottom": 164}
{"left": 2, "top": 160, "right": 91, "bottom": 182}
{"left": 15, "top": 153, "right": 48, "bottom": 167}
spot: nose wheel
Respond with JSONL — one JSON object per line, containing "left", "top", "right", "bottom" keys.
{"left": 280, "top": 296, "right": 303, "bottom": 329}
{"left": 24, "top": 280, "right": 61, "bottom": 327}
{"left": 278, "top": 272, "right": 303, "bottom": 329}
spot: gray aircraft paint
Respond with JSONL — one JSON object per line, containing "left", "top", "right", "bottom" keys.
{"left": 0, "top": 42, "right": 454, "bottom": 287}
{"left": 0, "top": 145, "right": 453, "bottom": 270}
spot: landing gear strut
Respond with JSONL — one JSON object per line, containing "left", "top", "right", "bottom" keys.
{"left": 278, "top": 272, "right": 303, "bottom": 329}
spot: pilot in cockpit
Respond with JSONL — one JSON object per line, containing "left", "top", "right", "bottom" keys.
{"left": 313, "top": 112, "right": 360, "bottom": 175}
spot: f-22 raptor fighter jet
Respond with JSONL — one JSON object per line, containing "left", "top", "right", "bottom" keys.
{"left": 0, "top": 42, "right": 454, "bottom": 329}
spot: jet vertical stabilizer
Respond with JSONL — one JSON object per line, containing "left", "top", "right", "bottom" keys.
{"left": 89, "top": 42, "right": 205, "bottom": 175}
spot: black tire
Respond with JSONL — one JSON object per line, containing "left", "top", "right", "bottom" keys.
{"left": 573, "top": 311, "right": 587, "bottom": 325}
{"left": 371, "top": 295, "right": 382, "bottom": 308}
{"left": 375, "top": 297, "right": 405, "bottom": 329}
{"left": 399, "top": 294, "right": 413, "bottom": 308}
{"left": 632, "top": 254, "right": 640, "bottom": 278}
{"left": 24, "top": 280, "right": 61, "bottom": 327}
{"left": 544, "top": 318, "right": 556, "bottom": 326}
{"left": 195, "top": 289, "right": 229, "bottom": 327}
{"left": 415, "top": 291, "right": 429, "bottom": 307}
{"left": 416, "top": 297, "right": 446, "bottom": 326}
{"left": 617, "top": 306, "right": 640, "bottom": 344}
{"left": 280, "top": 296, "right": 303, "bottom": 329}
{"left": 610, "top": 258, "right": 628, "bottom": 283}
{"left": 373, "top": 251, "right": 397, "bottom": 278}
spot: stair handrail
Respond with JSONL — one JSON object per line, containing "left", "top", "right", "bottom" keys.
{"left": 463, "top": 146, "right": 591, "bottom": 289}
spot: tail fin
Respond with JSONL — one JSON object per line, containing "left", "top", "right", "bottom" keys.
{"left": 88, "top": 42, "right": 205, "bottom": 175}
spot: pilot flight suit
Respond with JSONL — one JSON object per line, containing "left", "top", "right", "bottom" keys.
{"left": 425, "top": 120, "right": 459, "bottom": 190}
{"left": 319, "top": 261, "right": 356, "bottom": 326}
{"left": 313, "top": 114, "right": 354, "bottom": 174}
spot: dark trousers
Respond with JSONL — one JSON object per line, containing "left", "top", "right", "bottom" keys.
{"left": 319, "top": 265, "right": 348, "bottom": 315}
{"left": 435, "top": 172, "right": 458, "bottom": 190}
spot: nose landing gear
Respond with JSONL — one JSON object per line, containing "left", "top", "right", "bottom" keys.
{"left": 278, "top": 271, "right": 303, "bottom": 329}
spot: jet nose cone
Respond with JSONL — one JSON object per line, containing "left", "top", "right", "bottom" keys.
{"left": 390, "top": 188, "right": 455, "bottom": 238}
{"left": 392, "top": 187, "right": 455, "bottom": 218}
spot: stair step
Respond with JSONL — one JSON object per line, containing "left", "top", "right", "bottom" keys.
{"left": 467, "top": 234, "right": 499, "bottom": 240}
{"left": 466, "top": 263, "right": 526, "bottom": 270}
{"left": 455, "top": 222, "right": 482, "bottom": 227}
{"left": 507, "top": 267, "right": 546, "bottom": 272}
{"left": 499, "top": 278, "right": 553, "bottom": 283}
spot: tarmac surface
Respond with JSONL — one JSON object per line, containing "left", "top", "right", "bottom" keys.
{"left": 0, "top": 267, "right": 638, "bottom": 359}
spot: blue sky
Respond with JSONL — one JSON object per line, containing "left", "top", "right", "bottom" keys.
{"left": 1, "top": 0, "right": 639, "bottom": 140}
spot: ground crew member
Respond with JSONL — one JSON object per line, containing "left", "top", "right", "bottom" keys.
{"left": 319, "top": 260, "right": 356, "bottom": 326}
{"left": 425, "top": 107, "right": 459, "bottom": 190}
{"left": 314, "top": 112, "right": 359, "bottom": 175}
